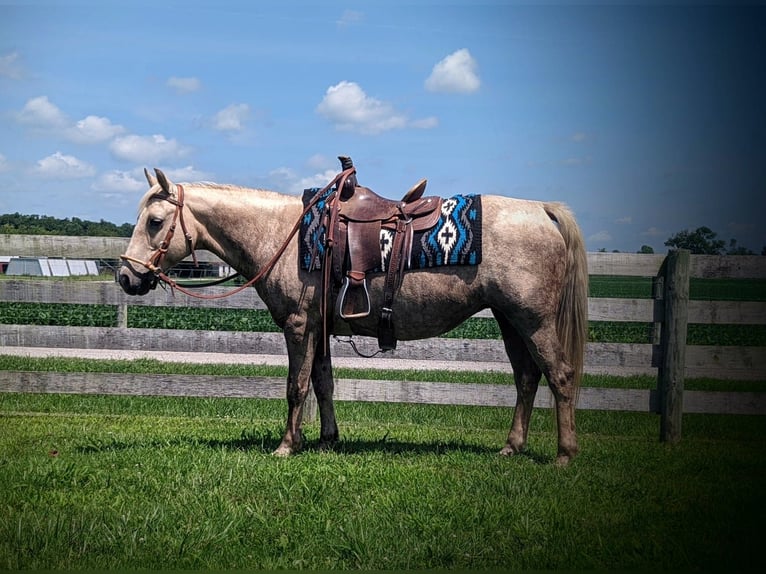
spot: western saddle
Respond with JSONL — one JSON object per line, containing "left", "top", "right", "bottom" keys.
{"left": 315, "top": 156, "right": 443, "bottom": 352}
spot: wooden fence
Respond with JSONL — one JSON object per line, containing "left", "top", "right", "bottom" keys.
{"left": 1, "top": 235, "right": 765, "bottom": 440}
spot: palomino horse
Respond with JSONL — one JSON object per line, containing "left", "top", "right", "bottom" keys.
{"left": 118, "top": 167, "right": 588, "bottom": 465}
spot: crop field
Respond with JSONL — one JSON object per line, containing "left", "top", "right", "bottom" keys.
{"left": 2, "top": 275, "right": 766, "bottom": 346}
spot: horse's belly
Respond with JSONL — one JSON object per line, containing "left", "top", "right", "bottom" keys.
{"left": 333, "top": 268, "right": 486, "bottom": 340}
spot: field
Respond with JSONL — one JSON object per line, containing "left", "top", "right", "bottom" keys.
{"left": 1, "top": 391, "right": 765, "bottom": 570}
{"left": 2, "top": 275, "right": 766, "bottom": 346}
{"left": 1, "top": 273, "right": 765, "bottom": 569}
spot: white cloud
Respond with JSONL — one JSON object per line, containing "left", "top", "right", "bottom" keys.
{"left": 337, "top": 9, "right": 363, "bottom": 28}
{"left": 317, "top": 81, "right": 435, "bottom": 135}
{"left": 425, "top": 48, "right": 480, "bottom": 94}
{"left": 16, "top": 97, "right": 127, "bottom": 146}
{"left": 166, "top": 76, "right": 201, "bottom": 94}
{"left": 317, "top": 81, "right": 406, "bottom": 134}
{"left": 91, "top": 170, "right": 146, "bottom": 192}
{"left": 66, "top": 115, "right": 126, "bottom": 144}
{"left": 296, "top": 169, "right": 339, "bottom": 193}
{"left": 269, "top": 166, "right": 338, "bottom": 195}
{"left": 213, "top": 103, "right": 250, "bottom": 132}
{"left": 570, "top": 132, "right": 589, "bottom": 143}
{"left": 411, "top": 116, "right": 439, "bottom": 129}
{"left": 0, "top": 51, "right": 23, "bottom": 79}
{"left": 588, "top": 230, "right": 612, "bottom": 244}
{"left": 33, "top": 151, "right": 96, "bottom": 179}
{"left": 109, "top": 134, "right": 190, "bottom": 163}
{"left": 615, "top": 216, "right": 632, "bottom": 224}
{"left": 163, "top": 165, "right": 213, "bottom": 182}
{"left": 17, "top": 96, "right": 69, "bottom": 128}
{"left": 0, "top": 153, "right": 9, "bottom": 173}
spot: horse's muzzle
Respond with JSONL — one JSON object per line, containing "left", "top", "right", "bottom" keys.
{"left": 118, "top": 264, "right": 158, "bottom": 296}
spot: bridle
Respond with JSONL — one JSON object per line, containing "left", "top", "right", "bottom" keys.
{"left": 119, "top": 167, "right": 355, "bottom": 300}
{"left": 120, "top": 183, "right": 198, "bottom": 276}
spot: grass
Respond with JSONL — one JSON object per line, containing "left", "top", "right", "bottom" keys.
{"left": 2, "top": 355, "right": 764, "bottom": 392}
{"left": 1, "top": 391, "right": 764, "bottom": 570}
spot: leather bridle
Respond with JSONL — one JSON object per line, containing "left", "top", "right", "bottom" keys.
{"left": 120, "top": 183, "right": 197, "bottom": 275}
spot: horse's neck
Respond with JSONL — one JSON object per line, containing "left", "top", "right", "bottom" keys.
{"left": 188, "top": 185, "right": 302, "bottom": 275}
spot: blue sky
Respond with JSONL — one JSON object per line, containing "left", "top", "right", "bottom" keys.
{"left": 1, "top": 1, "right": 764, "bottom": 253}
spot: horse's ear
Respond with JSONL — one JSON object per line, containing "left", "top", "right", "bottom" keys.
{"left": 144, "top": 167, "right": 158, "bottom": 187}
{"left": 154, "top": 168, "right": 172, "bottom": 195}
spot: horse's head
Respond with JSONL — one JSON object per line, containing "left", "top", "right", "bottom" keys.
{"left": 118, "top": 168, "right": 196, "bottom": 295}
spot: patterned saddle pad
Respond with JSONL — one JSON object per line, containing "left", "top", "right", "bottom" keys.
{"left": 300, "top": 188, "right": 482, "bottom": 273}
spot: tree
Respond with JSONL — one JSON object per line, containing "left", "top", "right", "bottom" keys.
{"left": 637, "top": 245, "right": 654, "bottom": 254}
{"left": 664, "top": 226, "right": 726, "bottom": 255}
{"left": 0, "top": 212, "right": 134, "bottom": 237}
{"left": 727, "top": 238, "right": 754, "bottom": 256}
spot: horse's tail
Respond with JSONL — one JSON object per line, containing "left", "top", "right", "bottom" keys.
{"left": 544, "top": 202, "right": 589, "bottom": 393}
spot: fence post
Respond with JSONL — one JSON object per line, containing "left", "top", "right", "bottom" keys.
{"left": 658, "top": 249, "right": 690, "bottom": 443}
{"left": 116, "top": 303, "right": 128, "bottom": 328}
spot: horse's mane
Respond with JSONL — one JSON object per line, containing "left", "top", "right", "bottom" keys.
{"left": 137, "top": 181, "right": 289, "bottom": 214}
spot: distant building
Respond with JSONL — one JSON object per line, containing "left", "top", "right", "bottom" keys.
{"left": 4, "top": 257, "right": 100, "bottom": 277}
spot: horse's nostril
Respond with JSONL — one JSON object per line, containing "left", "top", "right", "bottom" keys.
{"left": 118, "top": 271, "right": 139, "bottom": 295}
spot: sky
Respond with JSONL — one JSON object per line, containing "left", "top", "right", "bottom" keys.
{"left": 0, "top": 1, "right": 764, "bottom": 254}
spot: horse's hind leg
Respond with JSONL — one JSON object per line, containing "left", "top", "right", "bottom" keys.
{"left": 311, "top": 349, "right": 339, "bottom": 450}
{"left": 493, "top": 310, "right": 542, "bottom": 456}
{"left": 525, "top": 324, "right": 579, "bottom": 465}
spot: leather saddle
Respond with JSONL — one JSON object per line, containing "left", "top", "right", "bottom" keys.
{"left": 318, "top": 156, "right": 443, "bottom": 351}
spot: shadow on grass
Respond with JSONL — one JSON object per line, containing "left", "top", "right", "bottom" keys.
{"left": 75, "top": 428, "right": 551, "bottom": 463}
{"left": 321, "top": 438, "right": 552, "bottom": 463}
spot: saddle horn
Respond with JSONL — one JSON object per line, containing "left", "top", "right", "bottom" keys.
{"left": 338, "top": 155, "right": 358, "bottom": 195}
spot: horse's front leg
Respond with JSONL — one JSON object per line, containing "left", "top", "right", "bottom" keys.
{"left": 312, "top": 348, "right": 339, "bottom": 450}
{"left": 274, "top": 315, "right": 318, "bottom": 457}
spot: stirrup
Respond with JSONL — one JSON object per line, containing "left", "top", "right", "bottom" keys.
{"left": 336, "top": 275, "right": 371, "bottom": 320}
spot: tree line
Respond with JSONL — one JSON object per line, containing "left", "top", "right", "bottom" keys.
{"left": 0, "top": 213, "right": 133, "bottom": 237}
{"left": 606, "top": 226, "right": 764, "bottom": 256}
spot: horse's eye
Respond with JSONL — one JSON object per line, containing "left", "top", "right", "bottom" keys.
{"left": 148, "top": 218, "right": 164, "bottom": 231}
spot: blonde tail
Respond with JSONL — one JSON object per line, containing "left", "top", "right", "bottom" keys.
{"left": 544, "top": 202, "right": 589, "bottom": 392}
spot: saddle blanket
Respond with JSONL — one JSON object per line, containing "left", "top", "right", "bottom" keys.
{"left": 299, "top": 187, "right": 482, "bottom": 272}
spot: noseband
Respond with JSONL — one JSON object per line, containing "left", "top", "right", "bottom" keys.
{"left": 120, "top": 184, "right": 198, "bottom": 274}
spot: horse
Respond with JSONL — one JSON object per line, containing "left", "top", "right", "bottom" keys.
{"left": 118, "top": 166, "right": 588, "bottom": 465}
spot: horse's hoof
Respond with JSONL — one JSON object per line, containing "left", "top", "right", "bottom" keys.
{"left": 555, "top": 454, "right": 573, "bottom": 467}
{"left": 272, "top": 445, "right": 294, "bottom": 457}
{"left": 318, "top": 440, "right": 336, "bottom": 452}
{"left": 498, "top": 445, "right": 520, "bottom": 457}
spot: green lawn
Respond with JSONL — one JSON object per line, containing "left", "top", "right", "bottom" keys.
{"left": 1, "top": 391, "right": 764, "bottom": 570}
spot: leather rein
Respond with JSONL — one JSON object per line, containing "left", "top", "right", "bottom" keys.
{"left": 119, "top": 168, "right": 354, "bottom": 300}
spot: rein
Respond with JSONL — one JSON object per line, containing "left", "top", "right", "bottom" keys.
{"left": 120, "top": 167, "right": 355, "bottom": 300}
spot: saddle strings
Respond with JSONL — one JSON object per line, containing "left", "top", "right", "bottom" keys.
{"left": 332, "top": 335, "right": 386, "bottom": 358}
